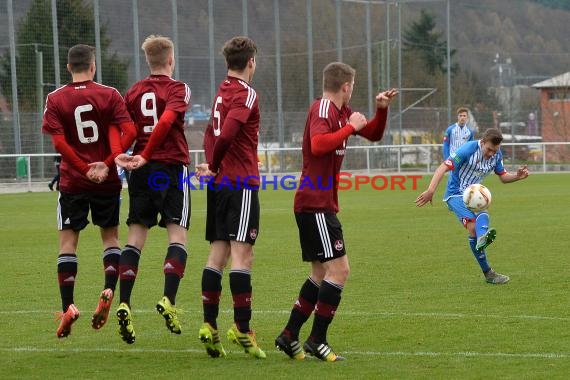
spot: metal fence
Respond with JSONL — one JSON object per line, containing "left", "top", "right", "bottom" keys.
{"left": 2, "top": 142, "right": 569, "bottom": 193}
{"left": 0, "top": 0, "right": 566, "bottom": 179}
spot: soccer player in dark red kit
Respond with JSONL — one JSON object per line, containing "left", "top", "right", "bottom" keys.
{"left": 195, "top": 36, "right": 265, "bottom": 359}
{"left": 275, "top": 62, "right": 398, "bottom": 361}
{"left": 42, "top": 44, "right": 136, "bottom": 338}
{"left": 114, "top": 35, "right": 191, "bottom": 344}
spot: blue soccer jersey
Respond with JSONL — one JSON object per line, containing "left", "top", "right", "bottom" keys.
{"left": 443, "top": 140, "right": 506, "bottom": 200}
{"left": 443, "top": 123, "right": 474, "bottom": 159}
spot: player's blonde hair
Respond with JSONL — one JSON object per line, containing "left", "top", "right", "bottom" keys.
{"left": 323, "top": 62, "right": 355, "bottom": 92}
{"left": 141, "top": 35, "right": 174, "bottom": 69}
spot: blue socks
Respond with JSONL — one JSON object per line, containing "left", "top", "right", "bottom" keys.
{"left": 469, "top": 236, "right": 490, "bottom": 273}
{"left": 475, "top": 212, "right": 489, "bottom": 239}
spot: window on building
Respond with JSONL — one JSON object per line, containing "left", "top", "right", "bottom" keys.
{"left": 548, "top": 90, "right": 570, "bottom": 101}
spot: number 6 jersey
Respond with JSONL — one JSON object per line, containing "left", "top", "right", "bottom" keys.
{"left": 42, "top": 80, "right": 132, "bottom": 194}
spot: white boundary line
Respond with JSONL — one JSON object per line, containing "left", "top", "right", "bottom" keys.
{"left": 1, "top": 346, "right": 568, "bottom": 359}
{"left": 1, "top": 309, "right": 568, "bottom": 360}
{"left": 1, "top": 309, "right": 569, "bottom": 321}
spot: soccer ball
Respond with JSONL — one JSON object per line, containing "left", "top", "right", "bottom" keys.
{"left": 462, "top": 184, "right": 492, "bottom": 212}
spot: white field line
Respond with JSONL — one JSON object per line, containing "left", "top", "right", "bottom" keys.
{"left": 1, "top": 309, "right": 568, "bottom": 359}
{"left": 1, "top": 309, "right": 569, "bottom": 321}
{"left": 0, "top": 346, "right": 568, "bottom": 359}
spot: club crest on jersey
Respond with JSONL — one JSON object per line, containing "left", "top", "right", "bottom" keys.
{"left": 249, "top": 228, "right": 258, "bottom": 240}
{"left": 334, "top": 239, "right": 344, "bottom": 251}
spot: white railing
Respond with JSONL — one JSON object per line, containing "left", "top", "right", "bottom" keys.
{"left": 1, "top": 142, "right": 569, "bottom": 193}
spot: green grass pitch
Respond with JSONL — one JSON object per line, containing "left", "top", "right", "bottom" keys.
{"left": 0, "top": 173, "right": 568, "bottom": 379}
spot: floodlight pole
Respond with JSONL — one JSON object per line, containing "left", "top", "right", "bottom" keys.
{"left": 336, "top": 0, "right": 343, "bottom": 61}
{"left": 94, "top": 0, "right": 103, "bottom": 83}
{"left": 274, "top": 0, "right": 285, "bottom": 171}
{"left": 242, "top": 0, "right": 249, "bottom": 36}
{"left": 132, "top": 0, "right": 141, "bottom": 80}
{"left": 208, "top": 0, "right": 215, "bottom": 102}
{"left": 51, "top": 0, "right": 61, "bottom": 88}
{"left": 8, "top": 0, "right": 21, "bottom": 155}
{"left": 171, "top": 0, "right": 179, "bottom": 80}
{"left": 397, "top": 1, "right": 402, "bottom": 144}
{"left": 446, "top": 0, "right": 451, "bottom": 125}
{"left": 307, "top": 0, "right": 314, "bottom": 102}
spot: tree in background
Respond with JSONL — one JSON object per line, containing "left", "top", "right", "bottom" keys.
{"left": 399, "top": 8, "right": 499, "bottom": 140}
{"left": 402, "top": 9, "right": 457, "bottom": 76}
{"left": 0, "top": 0, "right": 128, "bottom": 112}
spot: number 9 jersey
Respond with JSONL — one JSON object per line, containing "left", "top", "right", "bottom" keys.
{"left": 124, "top": 75, "right": 191, "bottom": 165}
{"left": 42, "top": 80, "right": 132, "bottom": 194}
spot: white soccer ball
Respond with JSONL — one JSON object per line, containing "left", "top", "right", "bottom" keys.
{"left": 462, "top": 184, "right": 492, "bottom": 212}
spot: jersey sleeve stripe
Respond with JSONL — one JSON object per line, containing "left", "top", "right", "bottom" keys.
{"left": 238, "top": 79, "right": 256, "bottom": 109}
{"left": 318, "top": 99, "right": 330, "bottom": 118}
{"left": 245, "top": 87, "right": 256, "bottom": 109}
{"left": 184, "top": 84, "right": 191, "bottom": 104}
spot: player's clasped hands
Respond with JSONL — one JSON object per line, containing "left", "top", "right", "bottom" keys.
{"left": 86, "top": 161, "right": 109, "bottom": 183}
{"left": 114, "top": 153, "right": 133, "bottom": 169}
{"left": 129, "top": 155, "right": 148, "bottom": 169}
{"left": 114, "top": 154, "right": 148, "bottom": 171}
{"left": 194, "top": 163, "right": 216, "bottom": 182}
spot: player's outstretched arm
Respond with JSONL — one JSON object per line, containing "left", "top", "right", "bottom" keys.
{"left": 415, "top": 162, "right": 450, "bottom": 207}
{"left": 357, "top": 89, "right": 398, "bottom": 141}
{"left": 499, "top": 165, "right": 530, "bottom": 183}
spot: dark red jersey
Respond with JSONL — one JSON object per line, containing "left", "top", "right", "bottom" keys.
{"left": 294, "top": 98, "right": 353, "bottom": 213}
{"left": 42, "top": 80, "right": 131, "bottom": 194}
{"left": 125, "top": 75, "right": 191, "bottom": 164}
{"left": 203, "top": 76, "right": 260, "bottom": 187}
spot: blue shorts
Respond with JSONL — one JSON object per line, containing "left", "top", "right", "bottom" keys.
{"left": 446, "top": 195, "right": 476, "bottom": 228}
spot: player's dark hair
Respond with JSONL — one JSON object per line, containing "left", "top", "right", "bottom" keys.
{"left": 482, "top": 128, "right": 503, "bottom": 145}
{"left": 323, "top": 62, "right": 356, "bottom": 92}
{"left": 222, "top": 36, "right": 257, "bottom": 71}
{"left": 456, "top": 106, "right": 469, "bottom": 115}
{"left": 67, "top": 44, "right": 95, "bottom": 73}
